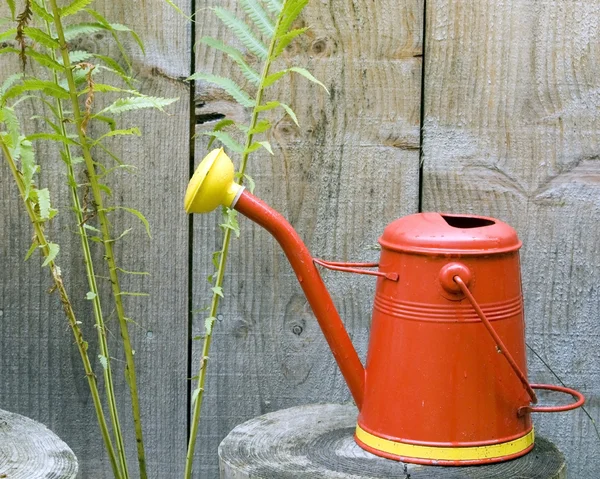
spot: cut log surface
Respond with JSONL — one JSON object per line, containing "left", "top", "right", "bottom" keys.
{"left": 219, "top": 404, "right": 566, "bottom": 479}
{"left": 0, "top": 408, "right": 78, "bottom": 478}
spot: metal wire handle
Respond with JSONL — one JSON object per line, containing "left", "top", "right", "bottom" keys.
{"left": 313, "top": 259, "right": 399, "bottom": 281}
{"left": 453, "top": 276, "right": 539, "bottom": 405}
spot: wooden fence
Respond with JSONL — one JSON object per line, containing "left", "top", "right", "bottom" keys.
{"left": 1, "top": 0, "right": 598, "bottom": 477}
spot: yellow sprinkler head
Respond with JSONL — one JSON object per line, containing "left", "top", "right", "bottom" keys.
{"left": 184, "top": 148, "right": 243, "bottom": 214}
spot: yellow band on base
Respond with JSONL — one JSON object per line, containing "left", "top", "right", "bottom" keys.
{"left": 355, "top": 425, "right": 535, "bottom": 461}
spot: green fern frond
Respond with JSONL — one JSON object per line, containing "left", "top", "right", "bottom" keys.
{"left": 41, "top": 242, "right": 59, "bottom": 267}
{"left": 203, "top": 130, "right": 244, "bottom": 153}
{"left": 60, "top": 0, "right": 94, "bottom": 17}
{"left": 0, "top": 74, "right": 23, "bottom": 99}
{"left": 287, "top": 66, "right": 328, "bottom": 92}
{"left": 277, "top": 0, "right": 309, "bottom": 37}
{"left": 24, "top": 48, "right": 63, "bottom": 71}
{"left": 63, "top": 22, "right": 105, "bottom": 41}
{"left": 199, "top": 37, "right": 260, "bottom": 85}
{"left": 213, "top": 7, "right": 268, "bottom": 59}
{"left": 263, "top": 0, "right": 283, "bottom": 14}
{"left": 0, "top": 28, "right": 17, "bottom": 42}
{"left": 96, "top": 96, "right": 178, "bottom": 115}
{"left": 22, "top": 27, "right": 59, "bottom": 49}
{"left": 189, "top": 72, "right": 255, "bottom": 108}
{"left": 273, "top": 26, "right": 308, "bottom": 58}
{"left": 3, "top": 79, "right": 70, "bottom": 103}
{"left": 66, "top": 50, "right": 94, "bottom": 63}
{"left": 26, "top": 132, "right": 79, "bottom": 145}
{"left": 30, "top": 0, "right": 53, "bottom": 22}
{"left": 206, "top": 118, "right": 235, "bottom": 148}
{"left": 240, "top": 0, "right": 274, "bottom": 37}
{"left": 7, "top": 0, "right": 16, "bottom": 20}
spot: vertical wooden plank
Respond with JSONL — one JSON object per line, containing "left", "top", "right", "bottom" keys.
{"left": 0, "top": 0, "right": 190, "bottom": 476}
{"left": 423, "top": 0, "right": 600, "bottom": 475}
{"left": 193, "top": 1, "right": 423, "bottom": 476}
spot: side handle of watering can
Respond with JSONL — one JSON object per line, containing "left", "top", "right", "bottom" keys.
{"left": 443, "top": 263, "right": 585, "bottom": 416}
{"left": 313, "top": 259, "right": 399, "bottom": 282}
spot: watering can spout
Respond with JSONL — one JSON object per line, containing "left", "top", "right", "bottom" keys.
{"left": 185, "top": 149, "right": 365, "bottom": 407}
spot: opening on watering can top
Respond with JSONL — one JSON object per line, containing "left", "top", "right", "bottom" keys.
{"left": 441, "top": 215, "right": 496, "bottom": 229}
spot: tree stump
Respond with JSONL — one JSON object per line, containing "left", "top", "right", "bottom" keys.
{"left": 0, "top": 409, "right": 78, "bottom": 478}
{"left": 219, "top": 404, "right": 566, "bottom": 479}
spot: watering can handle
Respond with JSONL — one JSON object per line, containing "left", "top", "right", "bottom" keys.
{"left": 454, "top": 276, "right": 585, "bottom": 414}
{"left": 453, "top": 276, "right": 539, "bottom": 405}
{"left": 313, "top": 259, "right": 399, "bottom": 281}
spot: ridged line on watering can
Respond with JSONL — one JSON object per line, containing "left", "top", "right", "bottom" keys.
{"left": 185, "top": 148, "right": 585, "bottom": 466}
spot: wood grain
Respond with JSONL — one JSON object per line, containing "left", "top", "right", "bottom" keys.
{"left": 193, "top": 0, "right": 423, "bottom": 476}
{"left": 0, "top": 408, "right": 78, "bottom": 478}
{"left": 0, "top": 1, "right": 190, "bottom": 476}
{"left": 422, "top": 1, "right": 600, "bottom": 476}
{"left": 219, "top": 404, "right": 566, "bottom": 479}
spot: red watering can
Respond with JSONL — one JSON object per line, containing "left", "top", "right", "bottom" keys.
{"left": 185, "top": 148, "right": 584, "bottom": 466}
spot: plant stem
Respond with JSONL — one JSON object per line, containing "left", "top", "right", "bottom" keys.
{"left": 184, "top": 11, "right": 282, "bottom": 478}
{"left": 38, "top": 6, "right": 126, "bottom": 478}
{"left": 49, "top": 1, "right": 147, "bottom": 477}
{"left": 0, "top": 138, "right": 122, "bottom": 479}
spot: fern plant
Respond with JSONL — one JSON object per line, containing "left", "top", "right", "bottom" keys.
{"left": 184, "top": 0, "right": 326, "bottom": 476}
{"left": 0, "top": 1, "right": 176, "bottom": 478}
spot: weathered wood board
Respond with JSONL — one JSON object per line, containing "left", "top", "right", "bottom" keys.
{"left": 193, "top": 0, "right": 423, "bottom": 476}
{"left": 422, "top": 1, "right": 600, "bottom": 476}
{"left": 0, "top": 0, "right": 190, "bottom": 476}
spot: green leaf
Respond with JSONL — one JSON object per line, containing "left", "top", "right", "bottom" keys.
{"left": 240, "top": 0, "right": 274, "bottom": 36}
{"left": 206, "top": 118, "right": 235, "bottom": 149}
{"left": 91, "top": 127, "right": 141, "bottom": 146}
{"left": 198, "top": 37, "right": 260, "bottom": 85}
{"left": 97, "top": 96, "right": 177, "bottom": 115}
{"left": 277, "top": 0, "right": 309, "bottom": 37}
{"left": 7, "top": 0, "right": 16, "bottom": 19}
{"left": 36, "top": 188, "right": 51, "bottom": 219}
{"left": 163, "top": 0, "right": 192, "bottom": 21}
{"left": 2, "top": 79, "right": 70, "bottom": 102}
{"left": 24, "top": 241, "right": 38, "bottom": 261}
{"left": 98, "top": 354, "right": 108, "bottom": 369}
{"left": 248, "top": 119, "right": 271, "bottom": 135}
{"left": 203, "top": 130, "right": 243, "bottom": 153}
{"left": 264, "top": 0, "right": 283, "bottom": 14}
{"left": 86, "top": 291, "right": 97, "bottom": 300}
{"left": 0, "top": 106, "right": 20, "bottom": 147}
{"left": 0, "top": 28, "right": 17, "bottom": 43}
{"left": 61, "top": 0, "right": 94, "bottom": 17}
{"left": 273, "top": 27, "right": 308, "bottom": 58}
{"left": 109, "top": 23, "right": 145, "bottom": 54}
{"left": 213, "top": 7, "right": 268, "bottom": 59}
{"left": 116, "top": 292, "right": 150, "bottom": 297}
{"left": 24, "top": 48, "right": 63, "bottom": 71}
{"left": 189, "top": 72, "right": 255, "bottom": 108}
{"left": 26, "top": 132, "right": 78, "bottom": 146}
{"left": 220, "top": 208, "right": 240, "bottom": 237}
{"left": 263, "top": 70, "right": 287, "bottom": 88}
{"left": 279, "top": 102, "right": 299, "bottom": 126}
{"left": 84, "top": 9, "right": 134, "bottom": 70}
{"left": 63, "top": 22, "right": 104, "bottom": 41}
{"left": 288, "top": 67, "right": 329, "bottom": 93}
{"left": 0, "top": 73, "right": 23, "bottom": 99}
{"left": 23, "top": 27, "right": 60, "bottom": 50}
{"left": 19, "top": 140, "right": 36, "bottom": 197}
{"left": 66, "top": 50, "right": 94, "bottom": 63}
{"left": 211, "top": 286, "right": 224, "bottom": 298}
{"left": 42, "top": 242, "right": 59, "bottom": 267}
{"left": 243, "top": 174, "right": 255, "bottom": 193}
{"left": 93, "top": 54, "right": 135, "bottom": 85}
{"left": 204, "top": 317, "right": 216, "bottom": 335}
{"left": 212, "top": 250, "right": 221, "bottom": 268}
{"left": 191, "top": 387, "right": 202, "bottom": 405}
{"left": 257, "top": 140, "right": 273, "bottom": 155}
{"left": 256, "top": 100, "right": 280, "bottom": 112}
{"left": 30, "top": 0, "right": 53, "bottom": 22}
{"left": 109, "top": 206, "right": 151, "bottom": 238}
